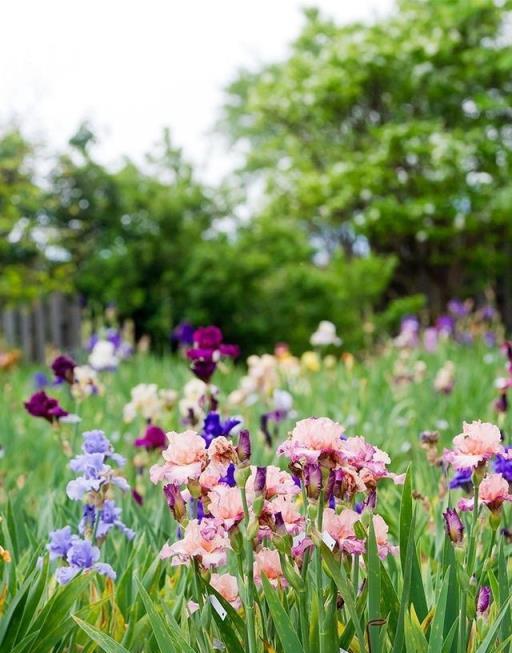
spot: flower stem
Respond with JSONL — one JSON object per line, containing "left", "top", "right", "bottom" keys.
{"left": 240, "top": 485, "right": 258, "bottom": 653}
{"left": 316, "top": 490, "right": 327, "bottom": 653}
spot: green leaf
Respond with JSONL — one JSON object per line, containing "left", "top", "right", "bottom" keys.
{"left": 261, "top": 574, "right": 304, "bottom": 653}
{"left": 474, "top": 596, "right": 512, "bottom": 653}
{"left": 441, "top": 618, "right": 459, "bottom": 653}
{"left": 498, "top": 539, "right": 511, "bottom": 648}
{"left": 204, "top": 581, "right": 245, "bottom": 640}
{"left": 320, "top": 542, "right": 367, "bottom": 653}
{"left": 28, "top": 574, "right": 90, "bottom": 653}
{"left": 367, "top": 519, "right": 382, "bottom": 653}
{"left": 427, "top": 572, "right": 450, "bottom": 653}
{"left": 135, "top": 577, "right": 179, "bottom": 653}
{"left": 380, "top": 561, "right": 400, "bottom": 638}
{"left": 399, "top": 468, "right": 427, "bottom": 622}
{"left": 392, "top": 508, "right": 417, "bottom": 653}
{"left": 73, "top": 616, "right": 131, "bottom": 653}
{"left": 209, "top": 601, "right": 245, "bottom": 653}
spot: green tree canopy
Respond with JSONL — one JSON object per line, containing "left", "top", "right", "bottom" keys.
{"left": 222, "top": 0, "right": 512, "bottom": 324}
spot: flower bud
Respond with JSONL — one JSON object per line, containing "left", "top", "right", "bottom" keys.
{"left": 164, "top": 484, "right": 186, "bottom": 522}
{"left": 235, "top": 465, "right": 251, "bottom": 488}
{"left": 247, "top": 517, "right": 259, "bottom": 540}
{"left": 236, "top": 429, "right": 251, "bottom": 464}
{"left": 187, "top": 478, "right": 201, "bottom": 499}
{"left": 304, "top": 463, "right": 322, "bottom": 500}
{"left": 280, "top": 555, "right": 304, "bottom": 592}
{"left": 443, "top": 508, "right": 464, "bottom": 544}
{"left": 254, "top": 467, "right": 267, "bottom": 496}
{"left": 477, "top": 586, "right": 491, "bottom": 616}
{"left": 252, "top": 495, "right": 265, "bottom": 518}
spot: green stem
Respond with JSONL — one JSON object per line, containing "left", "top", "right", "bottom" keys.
{"left": 352, "top": 553, "right": 360, "bottom": 593}
{"left": 466, "top": 479, "right": 480, "bottom": 575}
{"left": 192, "top": 561, "right": 209, "bottom": 653}
{"left": 477, "top": 527, "right": 497, "bottom": 586}
{"left": 240, "top": 485, "right": 258, "bottom": 653}
{"left": 460, "top": 477, "right": 480, "bottom": 651}
{"left": 316, "top": 490, "right": 327, "bottom": 653}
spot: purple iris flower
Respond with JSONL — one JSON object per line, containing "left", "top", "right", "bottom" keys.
{"left": 187, "top": 350, "right": 217, "bottom": 383}
{"left": 436, "top": 315, "right": 454, "bottom": 334}
{"left": 260, "top": 410, "right": 288, "bottom": 447}
{"left": 106, "top": 328, "right": 122, "bottom": 350}
{"left": 448, "top": 299, "right": 469, "bottom": 318}
{"left": 134, "top": 424, "right": 167, "bottom": 450}
{"left": 86, "top": 334, "right": 99, "bottom": 352}
{"left": 449, "top": 468, "right": 472, "bottom": 491}
{"left": 51, "top": 355, "right": 77, "bottom": 384}
{"left": 219, "top": 463, "right": 236, "bottom": 487}
{"left": 24, "top": 391, "right": 69, "bottom": 422}
{"left": 193, "top": 326, "right": 223, "bottom": 350}
{"left": 201, "top": 412, "right": 241, "bottom": 447}
{"left": 484, "top": 331, "right": 496, "bottom": 347}
{"left": 33, "top": 372, "right": 50, "bottom": 390}
{"left": 482, "top": 305, "right": 496, "bottom": 321}
{"left": 477, "top": 586, "right": 491, "bottom": 615}
{"left": 494, "top": 447, "right": 512, "bottom": 482}
{"left": 171, "top": 321, "right": 195, "bottom": 347}
{"left": 401, "top": 315, "right": 420, "bottom": 333}
{"left": 186, "top": 325, "right": 239, "bottom": 382}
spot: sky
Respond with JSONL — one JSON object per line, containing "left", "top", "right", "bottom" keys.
{"left": 0, "top": 0, "right": 394, "bottom": 182}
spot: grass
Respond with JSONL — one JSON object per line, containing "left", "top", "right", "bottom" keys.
{"left": 0, "top": 340, "right": 510, "bottom": 652}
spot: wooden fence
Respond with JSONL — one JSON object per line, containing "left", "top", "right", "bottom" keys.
{"left": 0, "top": 293, "right": 82, "bottom": 363}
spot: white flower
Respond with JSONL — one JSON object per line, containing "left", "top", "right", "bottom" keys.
{"left": 273, "top": 389, "right": 293, "bottom": 413}
{"left": 310, "top": 321, "right": 342, "bottom": 347}
{"left": 71, "top": 365, "right": 103, "bottom": 400}
{"left": 88, "top": 341, "right": 119, "bottom": 371}
{"left": 123, "top": 383, "right": 175, "bottom": 422}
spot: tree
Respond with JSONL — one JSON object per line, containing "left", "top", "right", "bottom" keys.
{"left": 0, "top": 129, "right": 67, "bottom": 303}
{"left": 222, "top": 0, "right": 512, "bottom": 325}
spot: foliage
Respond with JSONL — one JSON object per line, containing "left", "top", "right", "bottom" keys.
{"left": 0, "top": 341, "right": 511, "bottom": 651}
{"left": 0, "top": 130, "right": 70, "bottom": 303}
{"left": 222, "top": 0, "right": 512, "bottom": 319}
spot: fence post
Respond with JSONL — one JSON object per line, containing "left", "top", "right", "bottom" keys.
{"left": 33, "top": 300, "right": 46, "bottom": 364}
{"left": 2, "top": 309, "right": 17, "bottom": 347}
{"left": 20, "top": 309, "right": 32, "bottom": 362}
{"left": 49, "top": 292, "right": 63, "bottom": 350}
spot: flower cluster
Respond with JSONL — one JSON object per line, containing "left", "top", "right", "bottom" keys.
{"left": 123, "top": 383, "right": 177, "bottom": 423}
{"left": 153, "top": 415, "right": 400, "bottom": 610}
{"left": 495, "top": 341, "right": 512, "bottom": 414}
{"left": 179, "top": 379, "right": 219, "bottom": 426}
{"left": 48, "top": 430, "right": 134, "bottom": 584}
{"left": 186, "top": 326, "right": 239, "bottom": 383}
{"left": 393, "top": 300, "right": 501, "bottom": 352}
{"left": 443, "top": 421, "right": 512, "bottom": 540}
{"left": 48, "top": 527, "right": 116, "bottom": 585}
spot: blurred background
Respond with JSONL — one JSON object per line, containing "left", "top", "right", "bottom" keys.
{"left": 1, "top": 0, "right": 511, "bottom": 356}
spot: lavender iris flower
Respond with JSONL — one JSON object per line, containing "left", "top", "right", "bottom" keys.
{"left": 55, "top": 539, "right": 116, "bottom": 585}
{"left": 47, "top": 526, "right": 75, "bottom": 560}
